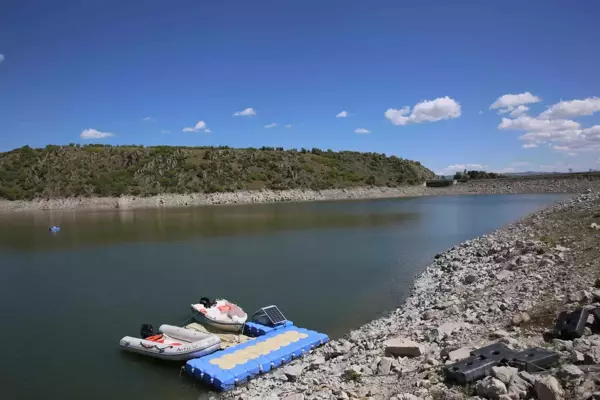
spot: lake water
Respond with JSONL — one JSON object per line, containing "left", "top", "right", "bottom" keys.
{"left": 0, "top": 194, "right": 569, "bottom": 399}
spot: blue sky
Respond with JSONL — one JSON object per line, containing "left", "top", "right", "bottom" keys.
{"left": 1, "top": 0, "right": 599, "bottom": 174}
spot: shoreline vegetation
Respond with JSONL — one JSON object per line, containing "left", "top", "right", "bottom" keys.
{"left": 227, "top": 190, "right": 600, "bottom": 400}
{"left": 1, "top": 176, "right": 599, "bottom": 213}
{"left": 1, "top": 144, "right": 599, "bottom": 213}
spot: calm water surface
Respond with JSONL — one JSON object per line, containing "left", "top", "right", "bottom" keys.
{"left": 0, "top": 194, "right": 569, "bottom": 399}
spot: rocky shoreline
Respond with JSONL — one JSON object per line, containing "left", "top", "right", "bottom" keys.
{"left": 1, "top": 177, "right": 599, "bottom": 213}
{"left": 225, "top": 189, "right": 600, "bottom": 400}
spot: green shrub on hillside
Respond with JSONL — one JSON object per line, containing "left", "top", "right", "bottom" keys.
{"left": 0, "top": 145, "right": 435, "bottom": 200}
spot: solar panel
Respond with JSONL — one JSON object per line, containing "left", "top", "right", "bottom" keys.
{"left": 259, "top": 305, "right": 287, "bottom": 325}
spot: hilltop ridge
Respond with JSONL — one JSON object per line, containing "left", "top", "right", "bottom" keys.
{"left": 0, "top": 145, "right": 435, "bottom": 201}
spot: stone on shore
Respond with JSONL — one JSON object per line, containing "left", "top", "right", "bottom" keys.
{"left": 476, "top": 376, "right": 508, "bottom": 399}
{"left": 384, "top": 338, "right": 424, "bottom": 357}
{"left": 534, "top": 376, "right": 564, "bottom": 400}
{"left": 491, "top": 366, "right": 519, "bottom": 385}
{"left": 448, "top": 347, "right": 473, "bottom": 361}
{"left": 283, "top": 364, "right": 304, "bottom": 382}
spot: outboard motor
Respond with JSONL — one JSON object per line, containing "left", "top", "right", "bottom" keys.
{"left": 140, "top": 324, "right": 154, "bottom": 339}
{"left": 199, "top": 297, "right": 213, "bottom": 308}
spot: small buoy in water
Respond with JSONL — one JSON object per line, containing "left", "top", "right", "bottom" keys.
{"left": 49, "top": 226, "right": 60, "bottom": 233}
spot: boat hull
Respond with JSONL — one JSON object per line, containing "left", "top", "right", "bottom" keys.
{"left": 119, "top": 324, "right": 221, "bottom": 361}
{"left": 191, "top": 307, "right": 245, "bottom": 333}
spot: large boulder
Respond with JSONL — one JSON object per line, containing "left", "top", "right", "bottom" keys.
{"left": 534, "top": 376, "right": 564, "bottom": 400}
{"left": 384, "top": 338, "right": 425, "bottom": 357}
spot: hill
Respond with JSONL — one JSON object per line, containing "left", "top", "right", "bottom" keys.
{"left": 0, "top": 145, "right": 435, "bottom": 200}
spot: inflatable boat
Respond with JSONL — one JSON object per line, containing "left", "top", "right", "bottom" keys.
{"left": 191, "top": 298, "right": 248, "bottom": 333}
{"left": 119, "top": 324, "right": 221, "bottom": 361}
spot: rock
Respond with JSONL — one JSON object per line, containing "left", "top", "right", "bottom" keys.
{"left": 377, "top": 357, "right": 394, "bottom": 375}
{"left": 571, "top": 350, "right": 585, "bottom": 363}
{"left": 384, "top": 338, "right": 425, "bottom": 357}
{"left": 448, "top": 347, "right": 473, "bottom": 361}
{"left": 595, "top": 278, "right": 600, "bottom": 289}
{"left": 282, "top": 394, "right": 304, "bottom": 400}
{"left": 283, "top": 364, "right": 304, "bottom": 382}
{"left": 593, "top": 290, "right": 600, "bottom": 302}
{"left": 519, "top": 371, "right": 537, "bottom": 385}
{"left": 337, "top": 392, "right": 349, "bottom": 400}
{"left": 396, "top": 395, "right": 419, "bottom": 400}
{"left": 464, "top": 274, "right": 478, "bottom": 284}
{"left": 534, "top": 376, "right": 564, "bottom": 400}
{"left": 491, "top": 329, "right": 511, "bottom": 339}
{"left": 508, "top": 374, "right": 533, "bottom": 399}
{"left": 476, "top": 376, "right": 508, "bottom": 399}
{"left": 491, "top": 366, "right": 519, "bottom": 385}
{"left": 422, "top": 310, "right": 436, "bottom": 320}
{"left": 569, "top": 290, "right": 591, "bottom": 303}
{"left": 584, "top": 345, "right": 600, "bottom": 364}
{"left": 310, "top": 355, "right": 325, "bottom": 369}
{"left": 557, "top": 364, "right": 584, "bottom": 381}
{"left": 435, "top": 322, "right": 466, "bottom": 339}
{"left": 497, "top": 270, "right": 513, "bottom": 281}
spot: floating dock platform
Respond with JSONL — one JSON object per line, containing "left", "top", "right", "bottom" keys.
{"left": 185, "top": 321, "right": 328, "bottom": 391}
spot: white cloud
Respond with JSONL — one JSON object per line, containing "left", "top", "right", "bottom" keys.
{"left": 540, "top": 97, "right": 600, "bottom": 119}
{"left": 522, "top": 143, "right": 538, "bottom": 149}
{"left": 438, "top": 163, "right": 486, "bottom": 175}
{"left": 490, "top": 92, "right": 541, "bottom": 114}
{"left": 385, "top": 96, "right": 461, "bottom": 126}
{"left": 517, "top": 124, "right": 600, "bottom": 153}
{"left": 336, "top": 111, "right": 349, "bottom": 118}
{"left": 161, "top": 130, "right": 170, "bottom": 134}
{"left": 183, "top": 120, "right": 209, "bottom": 133}
{"left": 498, "top": 116, "right": 580, "bottom": 132}
{"left": 478, "top": 110, "right": 483, "bottom": 115}
{"left": 509, "top": 105, "right": 529, "bottom": 118}
{"left": 264, "top": 123, "right": 277, "bottom": 129}
{"left": 80, "top": 128, "right": 115, "bottom": 139}
{"left": 0, "top": 53, "right": 4, "bottom": 64}
{"left": 204, "top": 128, "right": 212, "bottom": 134}
{"left": 568, "top": 152, "right": 577, "bottom": 156}
{"left": 354, "top": 128, "right": 371, "bottom": 134}
{"left": 142, "top": 116, "right": 155, "bottom": 122}
{"left": 284, "top": 124, "right": 292, "bottom": 129}
{"left": 233, "top": 108, "right": 256, "bottom": 117}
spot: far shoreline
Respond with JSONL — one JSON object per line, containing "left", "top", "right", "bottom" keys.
{"left": 1, "top": 177, "right": 599, "bottom": 213}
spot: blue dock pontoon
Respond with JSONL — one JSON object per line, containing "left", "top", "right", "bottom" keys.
{"left": 185, "top": 319, "right": 328, "bottom": 391}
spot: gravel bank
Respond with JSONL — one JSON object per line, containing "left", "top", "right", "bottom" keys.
{"left": 225, "top": 189, "right": 600, "bottom": 400}
{"left": 1, "top": 177, "right": 599, "bottom": 213}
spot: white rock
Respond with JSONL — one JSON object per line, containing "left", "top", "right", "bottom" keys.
{"left": 476, "top": 376, "right": 508, "bottom": 399}
{"left": 396, "top": 394, "right": 419, "bottom": 400}
{"left": 283, "top": 364, "right": 304, "bottom": 382}
{"left": 534, "top": 376, "right": 564, "bottom": 400}
{"left": 497, "top": 270, "right": 513, "bottom": 281}
{"left": 491, "top": 329, "right": 511, "bottom": 339}
{"left": 557, "top": 364, "right": 584, "bottom": 380}
{"left": 377, "top": 357, "right": 393, "bottom": 375}
{"left": 448, "top": 347, "right": 473, "bottom": 362}
{"left": 384, "top": 338, "right": 425, "bottom": 357}
{"left": 491, "top": 366, "right": 519, "bottom": 385}
{"left": 508, "top": 374, "right": 533, "bottom": 399}
{"left": 435, "top": 321, "right": 466, "bottom": 338}
{"left": 571, "top": 350, "right": 585, "bottom": 363}
{"left": 282, "top": 394, "right": 304, "bottom": 400}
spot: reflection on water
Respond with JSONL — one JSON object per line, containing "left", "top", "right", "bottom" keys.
{"left": 0, "top": 202, "right": 419, "bottom": 251}
{"left": 0, "top": 194, "right": 570, "bottom": 400}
